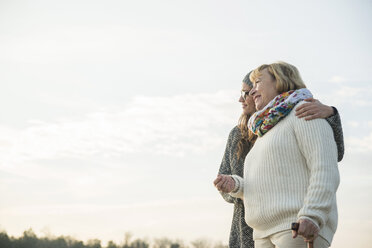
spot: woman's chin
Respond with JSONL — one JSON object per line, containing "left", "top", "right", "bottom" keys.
{"left": 254, "top": 101, "right": 263, "bottom": 111}
{"left": 255, "top": 104, "right": 263, "bottom": 111}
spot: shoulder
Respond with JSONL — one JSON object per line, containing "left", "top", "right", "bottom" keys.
{"left": 289, "top": 101, "right": 326, "bottom": 123}
{"left": 291, "top": 101, "right": 333, "bottom": 133}
{"left": 228, "top": 125, "right": 242, "bottom": 139}
{"left": 224, "top": 126, "right": 242, "bottom": 148}
{"left": 292, "top": 100, "right": 307, "bottom": 112}
{"left": 292, "top": 101, "right": 327, "bottom": 121}
{"left": 287, "top": 101, "right": 306, "bottom": 121}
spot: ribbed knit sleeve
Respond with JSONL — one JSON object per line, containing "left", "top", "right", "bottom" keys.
{"left": 325, "top": 107, "right": 344, "bottom": 162}
{"left": 230, "top": 175, "right": 244, "bottom": 199}
{"left": 292, "top": 106, "right": 340, "bottom": 228}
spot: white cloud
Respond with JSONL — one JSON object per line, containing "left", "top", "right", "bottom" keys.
{"left": 329, "top": 75, "right": 347, "bottom": 84}
{"left": 346, "top": 131, "right": 372, "bottom": 153}
{"left": 334, "top": 86, "right": 363, "bottom": 98}
{"left": 354, "top": 99, "right": 372, "bottom": 107}
{"left": 347, "top": 121, "right": 359, "bottom": 128}
{"left": 318, "top": 85, "right": 372, "bottom": 107}
{"left": 0, "top": 90, "right": 240, "bottom": 172}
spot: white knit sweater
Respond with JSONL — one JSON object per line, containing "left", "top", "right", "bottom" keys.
{"left": 230, "top": 102, "right": 340, "bottom": 244}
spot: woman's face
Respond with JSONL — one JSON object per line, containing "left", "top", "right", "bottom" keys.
{"left": 250, "top": 68, "right": 280, "bottom": 111}
{"left": 239, "top": 83, "right": 256, "bottom": 115}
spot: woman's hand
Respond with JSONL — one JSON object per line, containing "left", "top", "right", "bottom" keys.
{"left": 292, "top": 218, "right": 320, "bottom": 242}
{"left": 213, "top": 174, "right": 235, "bottom": 193}
{"left": 296, "top": 98, "right": 334, "bottom": 120}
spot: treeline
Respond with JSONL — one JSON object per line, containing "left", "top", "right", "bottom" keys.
{"left": 0, "top": 229, "right": 227, "bottom": 248}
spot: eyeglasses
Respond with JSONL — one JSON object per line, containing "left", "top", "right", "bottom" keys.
{"left": 241, "top": 90, "right": 250, "bottom": 100}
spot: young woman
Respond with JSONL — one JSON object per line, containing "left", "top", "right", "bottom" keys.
{"left": 216, "top": 67, "right": 344, "bottom": 248}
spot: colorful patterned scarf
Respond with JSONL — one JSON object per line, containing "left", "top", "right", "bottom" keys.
{"left": 248, "top": 88, "right": 313, "bottom": 137}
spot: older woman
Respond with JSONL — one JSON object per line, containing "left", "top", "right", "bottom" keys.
{"left": 215, "top": 62, "right": 340, "bottom": 248}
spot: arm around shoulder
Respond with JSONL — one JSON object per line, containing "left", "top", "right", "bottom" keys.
{"left": 325, "top": 107, "right": 345, "bottom": 162}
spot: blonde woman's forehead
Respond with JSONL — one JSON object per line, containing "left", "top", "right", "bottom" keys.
{"left": 250, "top": 71, "right": 259, "bottom": 82}
{"left": 251, "top": 70, "right": 265, "bottom": 83}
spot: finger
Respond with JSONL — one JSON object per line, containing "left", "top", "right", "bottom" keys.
{"left": 296, "top": 104, "right": 310, "bottom": 113}
{"left": 213, "top": 177, "right": 222, "bottom": 186}
{"left": 298, "top": 105, "right": 320, "bottom": 118}
{"left": 221, "top": 178, "right": 229, "bottom": 190}
{"left": 296, "top": 101, "right": 316, "bottom": 110}
{"left": 304, "top": 113, "right": 319, "bottom": 121}
{"left": 214, "top": 175, "right": 225, "bottom": 186}
{"left": 303, "top": 98, "right": 315, "bottom": 102}
{"left": 303, "top": 228, "right": 312, "bottom": 240}
{"left": 297, "top": 111, "right": 308, "bottom": 118}
{"left": 296, "top": 104, "right": 315, "bottom": 116}
{"left": 296, "top": 104, "right": 304, "bottom": 112}
{"left": 224, "top": 177, "right": 233, "bottom": 191}
{"left": 297, "top": 110, "right": 315, "bottom": 119}
{"left": 302, "top": 221, "right": 318, "bottom": 241}
{"left": 301, "top": 221, "right": 314, "bottom": 238}
{"left": 292, "top": 230, "right": 298, "bottom": 239}
{"left": 297, "top": 222, "right": 307, "bottom": 237}
{"left": 215, "top": 179, "right": 226, "bottom": 190}
{"left": 215, "top": 174, "right": 223, "bottom": 179}
{"left": 225, "top": 180, "right": 233, "bottom": 192}
{"left": 297, "top": 104, "right": 318, "bottom": 115}
{"left": 299, "top": 101, "right": 320, "bottom": 110}
{"left": 220, "top": 176, "right": 230, "bottom": 187}
{"left": 228, "top": 178, "right": 235, "bottom": 192}
{"left": 308, "top": 226, "right": 319, "bottom": 241}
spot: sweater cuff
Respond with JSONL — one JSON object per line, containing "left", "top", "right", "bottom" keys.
{"left": 231, "top": 176, "right": 240, "bottom": 193}
{"left": 229, "top": 175, "right": 244, "bottom": 199}
{"left": 325, "top": 107, "right": 338, "bottom": 123}
{"left": 331, "top": 106, "right": 338, "bottom": 116}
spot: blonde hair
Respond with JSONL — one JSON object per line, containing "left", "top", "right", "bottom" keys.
{"left": 250, "top": 61, "right": 307, "bottom": 93}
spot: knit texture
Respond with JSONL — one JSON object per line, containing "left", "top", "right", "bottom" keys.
{"left": 230, "top": 101, "right": 340, "bottom": 245}
{"left": 218, "top": 107, "right": 344, "bottom": 247}
{"left": 325, "top": 107, "right": 344, "bottom": 162}
{"left": 218, "top": 126, "right": 254, "bottom": 248}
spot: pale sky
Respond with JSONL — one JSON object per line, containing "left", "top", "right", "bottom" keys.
{"left": 1, "top": 0, "right": 372, "bottom": 247}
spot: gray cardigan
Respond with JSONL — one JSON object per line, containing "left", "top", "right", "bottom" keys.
{"left": 218, "top": 110, "right": 344, "bottom": 248}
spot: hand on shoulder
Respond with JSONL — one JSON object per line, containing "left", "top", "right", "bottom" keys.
{"left": 295, "top": 98, "right": 334, "bottom": 121}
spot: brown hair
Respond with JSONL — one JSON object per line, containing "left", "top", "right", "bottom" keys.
{"left": 236, "top": 112, "right": 257, "bottom": 159}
